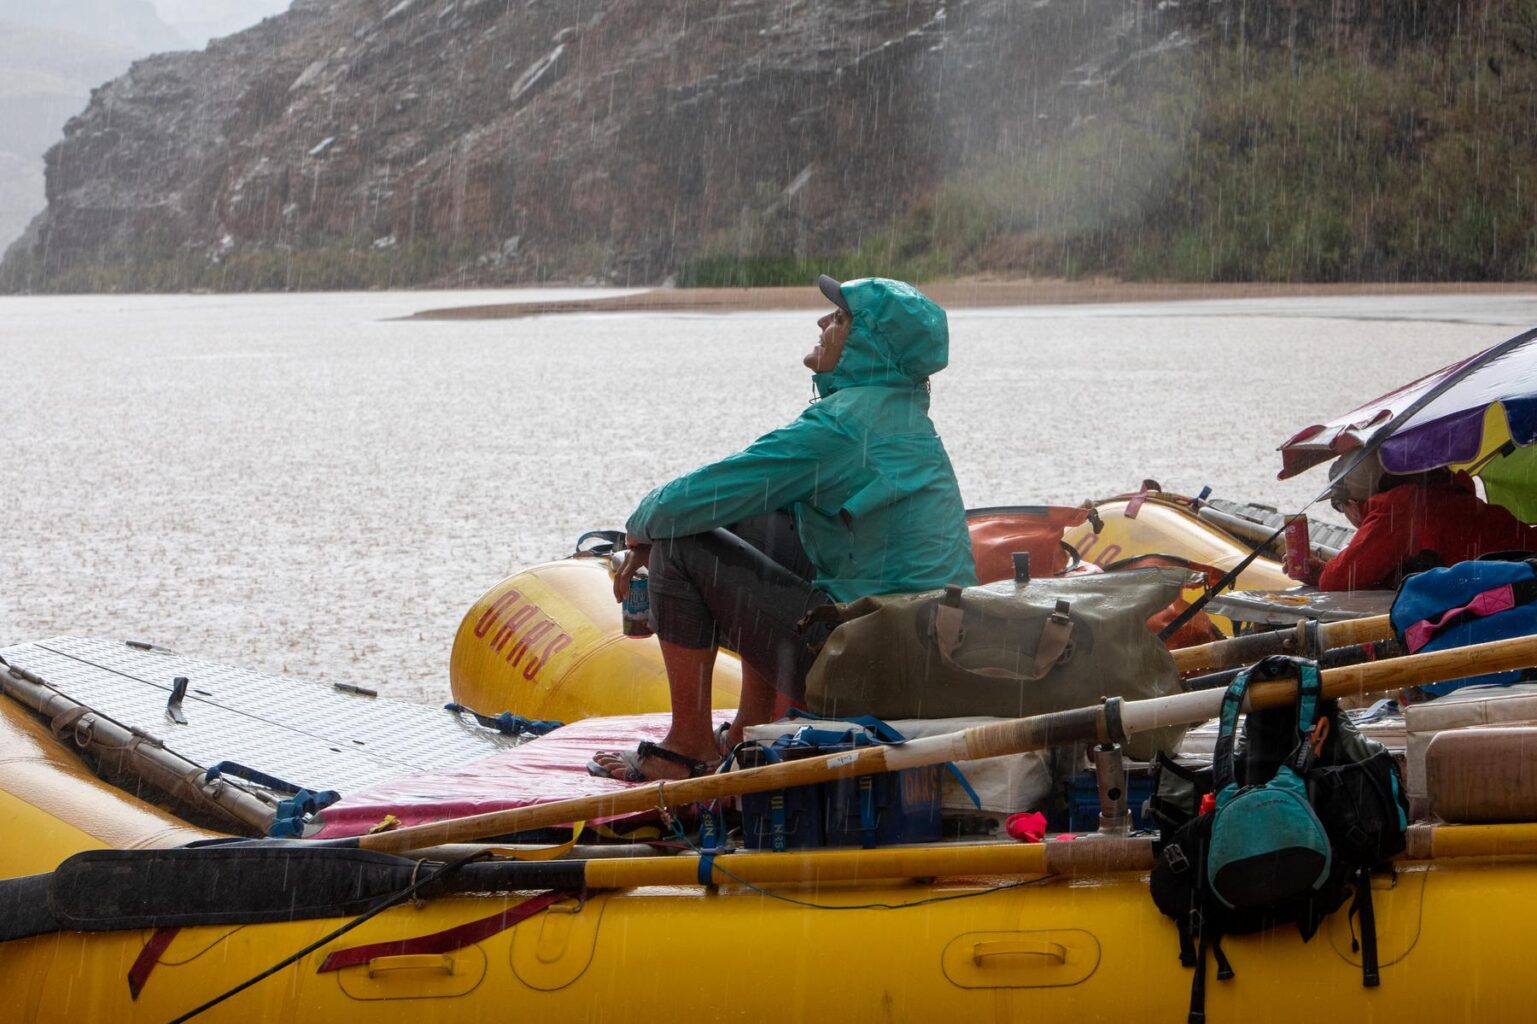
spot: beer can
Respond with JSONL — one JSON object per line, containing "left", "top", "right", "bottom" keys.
{"left": 621, "top": 573, "right": 653, "bottom": 638}
{"left": 1282, "top": 514, "right": 1309, "bottom": 578}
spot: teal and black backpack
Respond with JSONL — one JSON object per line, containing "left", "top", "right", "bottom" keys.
{"left": 1149, "top": 656, "right": 1407, "bottom": 1023}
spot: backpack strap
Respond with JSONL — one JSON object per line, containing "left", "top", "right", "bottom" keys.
{"left": 1350, "top": 865, "right": 1382, "bottom": 987}
{"left": 1215, "top": 657, "right": 1325, "bottom": 793}
{"left": 1210, "top": 666, "right": 1252, "bottom": 795}
{"left": 1188, "top": 925, "right": 1210, "bottom": 1024}
{"left": 1186, "top": 926, "right": 1233, "bottom": 1024}
{"left": 1211, "top": 936, "right": 1234, "bottom": 981}
{"left": 1286, "top": 661, "right": 1326, "bottom": 776}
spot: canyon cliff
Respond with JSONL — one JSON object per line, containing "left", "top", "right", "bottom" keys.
{"left": 1, "top": 0, "right": 1167, "bottom": 289}
{"left": 4, "top": 0, "right": 1525, "bottom": 290}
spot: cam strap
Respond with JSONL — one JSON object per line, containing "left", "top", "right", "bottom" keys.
{"left": 929, "top": 590, "right": 1074, "bottom": 682}
{"left": 127, "top": 926, "right": 180, "bottom": 999}
{"left": 315, "top": 889, "right": 570, "bottom": 973}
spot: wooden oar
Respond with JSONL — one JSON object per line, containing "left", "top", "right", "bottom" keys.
{"left": 1170, "top": 613, "right": 1393, "bottom": 675}
{"left": 575, "top": 822, "right": 1537, "bottom": 884}
{"left": 1184, "top": 637, "right": 1402, "bottom": 693}
{"left": 349, "top": 631, "right": 1537, "bottom": 855}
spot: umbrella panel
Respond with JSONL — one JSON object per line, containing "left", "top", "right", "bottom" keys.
{"left": 1478, "top": 444, "right": 1537, "bottom": 525}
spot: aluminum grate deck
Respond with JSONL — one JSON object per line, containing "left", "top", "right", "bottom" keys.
{"left": 0, "top": 636, "right": 517, "bottom": 797}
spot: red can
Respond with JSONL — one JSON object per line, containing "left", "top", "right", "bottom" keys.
{"left": 1282, "top": 514, "right": 1310, "bottom": 578}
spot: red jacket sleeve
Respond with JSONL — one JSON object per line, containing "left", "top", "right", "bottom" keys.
{"left": 1317, "top": 492, "right": 1411, "bottom": 591}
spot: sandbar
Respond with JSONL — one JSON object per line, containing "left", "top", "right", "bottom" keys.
{"left": 406, "top": 279, "right": 1537, "bottom": 320}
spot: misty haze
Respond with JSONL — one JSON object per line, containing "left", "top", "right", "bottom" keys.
{"left": 2, "top": 4, "right": 1537, "bottom": 1023}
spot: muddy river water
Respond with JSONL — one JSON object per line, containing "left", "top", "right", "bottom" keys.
{"left": 4, "top": 289, "right": 1534, "bottom": 701}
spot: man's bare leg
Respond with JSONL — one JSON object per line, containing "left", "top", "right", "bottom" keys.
{"left": 592, "top": 639, "right": 722, "bottom": 781}
{"left": 723, "top": 661, "right": 778, "bottom": 749}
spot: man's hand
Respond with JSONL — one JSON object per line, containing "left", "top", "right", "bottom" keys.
{"left": 1285, "top": 556, "right": 1326, "bottom": 587}
{"left": 613, "top": 542, "right": 653, "bottom": 602}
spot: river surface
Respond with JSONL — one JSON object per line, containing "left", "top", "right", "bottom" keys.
{"left": 4, "top": 289, "right": 1535, "bottom": 702}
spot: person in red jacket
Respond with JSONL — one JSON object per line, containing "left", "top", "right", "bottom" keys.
{"left": 1301, "top": 454, "right": 1537, "bottom": 591}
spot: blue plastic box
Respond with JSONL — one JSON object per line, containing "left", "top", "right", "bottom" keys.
{"left": 738, "top": 740, "right": 943, "bottom": 850}
{"left": 736, "top": 743, "right": 824, "bottom": 851}
{"left": 1065, "top": 769, "right": 1155, "bottom": 833}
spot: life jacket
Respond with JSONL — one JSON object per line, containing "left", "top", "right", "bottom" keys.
{"left": 1148, "top": 656, "right": 1408, "bottom": 1023}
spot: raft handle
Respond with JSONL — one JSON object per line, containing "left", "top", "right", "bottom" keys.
{"left": 366, "top": 954, "right": 457, "bottom": 978}
{"left": 971, "top": 939, "right": 1068, "bottom": 965}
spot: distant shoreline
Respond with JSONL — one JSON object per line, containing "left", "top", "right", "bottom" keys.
{"left": 405, "top": 280, "right": 1537, "bottom": 320}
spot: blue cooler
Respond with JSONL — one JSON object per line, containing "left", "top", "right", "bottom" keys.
{"left": 736, "top": 742, "right": 824, "bottom": 851}
{"left": 825, "top": 762, "right": 944, "bottom": 848}
{"left": 737, "top": 721, "right": 944, "bottom": 850}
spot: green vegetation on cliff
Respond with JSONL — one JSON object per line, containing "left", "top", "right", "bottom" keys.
{"left": 688, "top": 6, "right": 1537, "bottom": 285}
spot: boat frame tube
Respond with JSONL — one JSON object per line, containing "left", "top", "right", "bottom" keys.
{"left": 0, "top": 659, "right": 274, "bottom": 835}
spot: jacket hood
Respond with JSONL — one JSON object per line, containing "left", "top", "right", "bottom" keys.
{"left": 813, "top": 278, "right": 949, "bottom": 397}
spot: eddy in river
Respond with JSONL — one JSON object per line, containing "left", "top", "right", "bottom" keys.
{"left": 589, "top": 276, "right": 977, "bottom": 782}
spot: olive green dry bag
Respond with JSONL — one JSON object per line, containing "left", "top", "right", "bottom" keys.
{"left": 803, "top": 568, "right": 1195, "bottom": 761}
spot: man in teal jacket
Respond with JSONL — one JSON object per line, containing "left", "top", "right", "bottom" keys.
{"left": 590, "top": 276, "right": 977, "bottom": 782}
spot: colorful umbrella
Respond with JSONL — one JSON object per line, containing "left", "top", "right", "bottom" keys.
{"left": 1278, "top": 328, "right": 1537, "bottom": 521}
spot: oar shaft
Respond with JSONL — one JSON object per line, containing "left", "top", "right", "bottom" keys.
{"left": 1183, "top": 638, "right": 1402, "bottom": 693}
{"left": 355, "top": 742, "right": 904, "bottom": 853}
{"left": 1405, "top": 822, "right": 1537, "bottom": 860}
{"left": 530, "top": 824, "right": 1537, "bottom": 888}
{"left": 357, "top": 632, "right": 1537, "bottom": 854}
{"left": 1171, "top": 613, "right": 1394, "bottom": 674}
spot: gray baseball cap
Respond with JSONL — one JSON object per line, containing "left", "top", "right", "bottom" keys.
{"left": 817, "top": 274, "right": 850, "bottom": 313}
{"left": 1327, "top": 453, "right": 1385, "bottom": 504}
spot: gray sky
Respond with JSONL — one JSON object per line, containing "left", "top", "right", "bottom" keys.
{"left": 152, "top": 0, "right": 293, "bottom": 48}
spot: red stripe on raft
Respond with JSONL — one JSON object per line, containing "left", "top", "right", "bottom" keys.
{"left": 315, "top": 890, "right": 568, "bottom": 973}
{"left": 128, "top": 926, "right": 180, "bottom": 999}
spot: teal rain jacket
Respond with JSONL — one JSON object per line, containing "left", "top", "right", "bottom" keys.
{"left": 626, "top": 278, "right": 978, "bottom": 602}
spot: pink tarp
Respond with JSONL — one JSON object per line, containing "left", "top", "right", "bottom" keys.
{"left": 313, "top": 712, "right": 676, "bottom": 838}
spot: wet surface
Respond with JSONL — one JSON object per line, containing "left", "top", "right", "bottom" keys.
{"left": 1, "top": 290, "right": 1529, "bottom": 700}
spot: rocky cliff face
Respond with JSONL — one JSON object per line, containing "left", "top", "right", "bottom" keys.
{"left": 3, "top": 0, "right": 1170, "bottom": 290}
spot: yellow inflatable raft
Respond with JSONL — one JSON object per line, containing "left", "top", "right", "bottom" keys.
{"left": 3, "top": 677, "right": 1536, "bottom": 1024}
{"left": 450, "top": 556, "right": 744, "bottom": 724}
{"left": 18, "top": 491, "right": 1529, "bottom": 1024}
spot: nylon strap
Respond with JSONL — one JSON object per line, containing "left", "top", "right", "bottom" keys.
{"left": 443, "top": 703, "right": 563, "bottom": 737}
{"left": 315, "top": 890, "right": 570, "bottom": 973}
{"left": 930, "top": 597, "right": 1074, "bottom": 682}
{"left": 859, "top": 776, "right": 876, "bottom": 848}
{"left": 482, "top": 821, "right": 586, "bottom": 861}
{"left": 770, "top": 794, "right": 787, "bottom": 853}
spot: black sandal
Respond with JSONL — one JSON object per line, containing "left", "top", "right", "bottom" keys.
{"left": 587, "top": 740, "right": 722, "bottom": 782}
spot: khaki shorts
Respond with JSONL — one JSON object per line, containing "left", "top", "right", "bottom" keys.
{"left": 646, "top": 513, "right": 832, "bottom": 699}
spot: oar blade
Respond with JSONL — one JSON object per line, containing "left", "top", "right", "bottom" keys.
{"left": 49, "top": 845, "right": 422, "bottom": 931}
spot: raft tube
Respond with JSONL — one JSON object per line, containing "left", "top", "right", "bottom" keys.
{"left": 450, "top": 557, "right": 742, "bottom": 724}
{"left": 0, "top": 718, "right": 1532, "bottom": 1024}
{"left": 453, "top": 494, "right": 1294, "bottom": 723}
